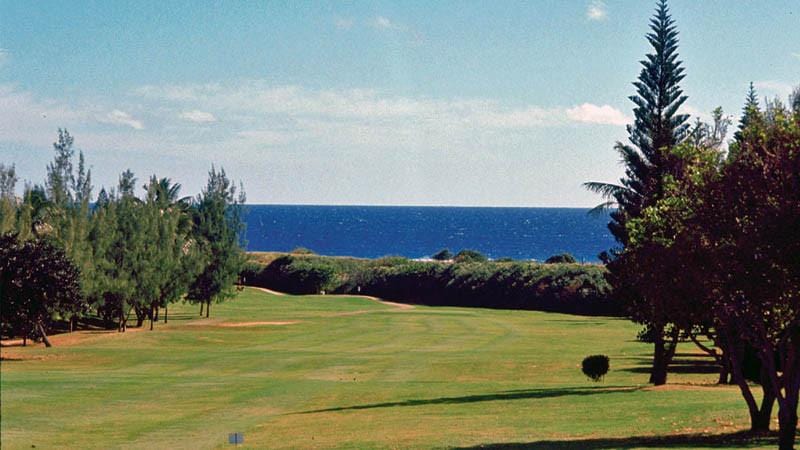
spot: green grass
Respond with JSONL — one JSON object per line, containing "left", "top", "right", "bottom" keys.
{"left": 0, "top": 288, "right": 776, "bottom": 449}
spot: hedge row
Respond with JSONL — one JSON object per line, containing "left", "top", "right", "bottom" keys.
{"left": 241, "top": 254, "right": 620, "bottom": 316}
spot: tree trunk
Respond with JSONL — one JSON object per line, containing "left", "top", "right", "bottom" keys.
{"left": 164, "top": 306, "right": 168, "bottom": 324}
{"left": 149, "top": 304, "right": 155, "bottom": 331}
{"left": 718, "top": 360, "right": 730, "bottom": 385}
{"left": 199, "top": 302, "right": 204, "bottom": 316}
{"left": 650, "top": 345, "right": 668, "bottom": 385}
{"left": 153, "top": 307, "right": 159, "bottom": 322}
{"left": 36, "top": 321, "right": 52, "bottom": 348}
{"left": 119, "top": 308, "right": 130, "bottom": 332}
{"left": 650, "top": 324, "right": 677, "bottom": 385}
{"left": 690, "top": 333, "right": 729, "bottom": 384}
{"left": 752, "top": 385, "right": 776, "bottom": 433}
{"left": 206, "top": 300, "right": 210, "bottom": 318}
{"left": 23, "top": 333, "right": 27, "bottom": 346}
{"left": 778, "top": 406, "right": 797, "bottom": 450}
{"left": 134, "top": 307, "right": 145, "bottom": 328}
{"left": 727, "top": 335, "right": 761, "bottom": 431}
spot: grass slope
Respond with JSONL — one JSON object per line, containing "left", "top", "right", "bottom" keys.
{"left": 0, "top": 288, "right": 775, "bottom": 449}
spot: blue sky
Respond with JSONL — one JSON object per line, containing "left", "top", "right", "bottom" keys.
{"left": 1, "top": 0, "right": 798, "bottom": 206}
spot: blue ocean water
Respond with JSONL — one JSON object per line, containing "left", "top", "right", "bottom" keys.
{"left": 243, "top": 205, "right": 615, "bottom": 262}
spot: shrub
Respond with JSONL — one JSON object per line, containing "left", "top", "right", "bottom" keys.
{"left": 240, "top": 253, "right": 619, "bottom": 315}
{"left": 454, "top": 249, "right": 488, "bottom": 263}
{"left": 545, "top": 253, "right": 577, "bottom": 264}
{"left": 582, "top": 355, "right": 610, "bottom": 382}
{"left": 431, "top": 248, "right": 453, "bottom": 261}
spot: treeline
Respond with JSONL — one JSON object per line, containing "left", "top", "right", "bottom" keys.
{"left": 0, "top": 130, "right": 246, "bottom": 344}
{"left": 585, "top": 0, "right": 800, "bottom": 447}
{"left": 242, "top": 253, "right": 618, "bottom": 316}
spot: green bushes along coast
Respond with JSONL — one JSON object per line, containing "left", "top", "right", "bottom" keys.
{"left": 242, "top": 253, "right": 618, "bottom": 316}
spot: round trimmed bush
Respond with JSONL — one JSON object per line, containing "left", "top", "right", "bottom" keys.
{"left": 582, "top": 354, "right": 610, "bottom": 382}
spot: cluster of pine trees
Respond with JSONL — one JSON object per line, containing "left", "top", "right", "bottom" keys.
{"left": 0, "top": 129, "right": 246, "bottom": 343}
{"left": 586, "top": 1, "right": 800, "bottom": 447}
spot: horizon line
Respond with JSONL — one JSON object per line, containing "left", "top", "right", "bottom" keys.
{"left": 244, "top": 203, "right": 612, "bottom": 209}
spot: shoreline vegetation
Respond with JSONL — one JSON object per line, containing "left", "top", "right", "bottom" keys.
{"left": 242, "top": 250, "right": 619, "bottom": 316}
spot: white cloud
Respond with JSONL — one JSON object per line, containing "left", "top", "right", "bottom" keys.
{"left": 179, "top": 110, "right": 217, "bottom": 123}
{"left": 136, "top": 82, "right": 568, "bottom": 129}
{"left": 566, "top": 103, "right": 628, "bottom": 125}
{"left": 586, "top": 1, "right": 608, "bottom": 21}
{"left": 371, "top": 16, "right": 402, "bottom": 30}
{"left": 100, "top": 109, "right": 144, "bottom": 130}
{"left": 793, "top": 52, "right": 800, "bottom": 60}
{"left": 0, "top": 84, "right": 91, "bottom": 146}
{"left": 334, "top": 17, "right": 354, "bottom": 30}
{"left": 1, "top": 82, "right": 629, "bottom": 205}
{"left": 4, "top": 82, "right": 628, "bottom": 159}
{"left": 754, "top": 80, "right": 795, "bottom": 99}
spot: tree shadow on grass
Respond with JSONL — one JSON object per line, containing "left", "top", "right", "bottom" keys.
{"left": 159, "top": 314, "right": 197, "bottom": 321}
{"left": 452, "top": 430, "right": 778, "bottom": 449}
{"left": 624, "top": 357, "right": 721, "bottom": 375}
{"left": 294, "top": 386, "right": 642, "bottom": 415}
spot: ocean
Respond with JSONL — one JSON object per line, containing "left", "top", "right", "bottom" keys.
{"left": 243, "top": 205, "right": 615, "bottom": 262}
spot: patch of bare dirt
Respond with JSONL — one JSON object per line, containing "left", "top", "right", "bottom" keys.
{"left": 372, "top": 299, "right": 414, "bottom": 310}
{"left": 1, "top": 327, "right": 145, "bottom": 350}
{"left": 249, "top": 286, "right": 287, "bottom": 296}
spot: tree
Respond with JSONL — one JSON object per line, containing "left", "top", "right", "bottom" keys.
{"left": 584, "top": 0, "right": 691, "bottom": 386}
{"left": 45, "top": 129, "right": 75, "bottom": 208}
{"left": 140, "top": 176, "right": 200, "bottom": 328}
{"left": 0, "top": 234, "right": 86, "bottom": 346}
{"left": 698, "top": 95, "right": 800, "bottom": 448}
{"left": 89, "top": 171, "right": 145, "bottom": 331}
{"left": 0, "top": 163, "right": 17, "bottom": 234}
{"left": 187, "top": 167, "right": 246, "bottom": 317}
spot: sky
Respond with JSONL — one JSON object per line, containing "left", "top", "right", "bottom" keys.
{"left": 1, "top": 0, "right": 798, "bottom": 207}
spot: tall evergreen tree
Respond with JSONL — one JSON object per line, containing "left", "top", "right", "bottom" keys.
{"left": 733, "top": 82, "right": 761, "bottom": 144}
{"left": 45, "top": 129, "right": 75, "bottom": 208}
{"left": 584, "top": 0, "right": 690, "bottom": 385}
{"left": 140, "top": 176, "right": 198, "bottom": 329}
{"left": 187, "top": 167, "right": 246, "bottom": 318}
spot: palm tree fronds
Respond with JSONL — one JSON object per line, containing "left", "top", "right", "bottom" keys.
{"left": 583, "top": 181, "right": 628, "bottom": 199}
{"left": 587, "top": 200, "right": 617, "bottom": 216}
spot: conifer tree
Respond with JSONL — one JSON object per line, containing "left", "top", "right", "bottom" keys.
{"left": 586, "top": 0, "right": 689, "bottom": 241}
{"left": 188, "top": 167, "right": 246, "bottom": 317}
{"left": 733, "top": 82, "right": 761, "bottom": 144}
{"left": 45, "top": 129, "right": 75, "bottom": 208}
{"left": 584, "top": 0, "right": 690, "bottom": 385}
